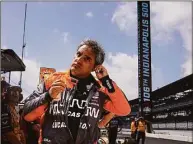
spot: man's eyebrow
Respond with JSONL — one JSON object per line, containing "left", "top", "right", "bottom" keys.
{"left": 77, "top": 51, "right": 93, "bottom": 60}
{"left": 85, "top": 54, "right": 92, "bottom": 60}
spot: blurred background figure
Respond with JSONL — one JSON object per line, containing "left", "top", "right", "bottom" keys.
{"left": 130, "top": 117, "right": 137, "bottom": 141}
{"left": 136, "top": 117, "right": 146, "bottom": 144}
{"left": 108, "top": 116, "right": 124, "bottom": 144}
{"left": 1, "top": 76, "right": 10, "bottom": 100}
{"left": 1, "top": 85, "right": 26, "bottom": 144}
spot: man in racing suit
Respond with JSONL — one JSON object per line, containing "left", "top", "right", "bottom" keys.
{"left": 23, "top": 39, "right": 131, "bottom": 144}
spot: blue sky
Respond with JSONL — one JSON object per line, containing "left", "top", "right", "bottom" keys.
{"left": 2, "top": 2, "right": 192, "bottom": 100}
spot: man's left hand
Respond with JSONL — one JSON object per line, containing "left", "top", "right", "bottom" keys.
{"left": 95, "top": 65, "right": 108, "bottom": 79}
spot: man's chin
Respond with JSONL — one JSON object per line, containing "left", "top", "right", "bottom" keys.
{"left": 70, "top": 67, "right": 79, "bottom": 75}
{"left": 70, "top": 66, "right": 77, "bottom": 72}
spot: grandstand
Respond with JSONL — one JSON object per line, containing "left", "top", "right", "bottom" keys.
{"left": 127, "top": 73, "right": 193, "bottom": 130}
{"left": 151, "top": 74, "right": 193, "bottom": 130}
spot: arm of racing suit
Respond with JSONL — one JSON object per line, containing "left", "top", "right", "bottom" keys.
{"left": 23, "top": 82, "right": 52, "bottom": 122}
{"left": 99, "top": 75, "right": 131, "bottom": 116}
{"left": 98, "top": 112, "right": 115, "bottom": 128}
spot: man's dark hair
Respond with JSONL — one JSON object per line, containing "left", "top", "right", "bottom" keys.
{"left": 77, "top": 39, "right": 105, "bottom": 65}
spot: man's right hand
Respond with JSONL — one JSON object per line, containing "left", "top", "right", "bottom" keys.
{"left": 48, "top": 80, "right": 66, "bottom": 99}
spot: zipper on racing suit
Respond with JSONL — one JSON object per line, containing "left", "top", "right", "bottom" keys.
{"left": 75, "top": 83, "right": 97, "bottom": 144}
{"left": 63, "top": 83, "right": 100, "bottom": 144}
{"left": 64, "top": 86, "right": 77, "bottom": 143}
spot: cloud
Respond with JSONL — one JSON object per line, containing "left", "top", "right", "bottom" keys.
{"left": 181, "top": 57, "right": 192, "bottom": 76}
{"left": 150, "top": 2, "right": 192, "bottom": 76}
{"left": 112, "top": 2, "right": 192, "bottom": 76}
{"left": 62, "top": 32, "right": 69, "bottom": 44}
{"left": 52, "top": 29, "right": 70, "bottom": 45}
{"left": 86, "top": 12, "right": 93, "bottom": 18}
{"left": 112, "top": 2, "right": 137, "bottom": 36}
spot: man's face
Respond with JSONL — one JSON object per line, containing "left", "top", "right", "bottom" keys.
{"left": 8, "top": 90, "right": 20, "bottom": 105}
{"left": 70, "top": 45, "right": 96, "bottom": 78}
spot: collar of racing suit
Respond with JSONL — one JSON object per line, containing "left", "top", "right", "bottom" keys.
{"left": 69, "top": 70, "right": 101, "bottom": 89}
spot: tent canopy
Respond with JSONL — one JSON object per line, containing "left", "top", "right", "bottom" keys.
{"left": 1, "top": 49, "right": 26, "bottom": 72}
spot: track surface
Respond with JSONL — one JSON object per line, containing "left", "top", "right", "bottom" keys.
{"left": 117, "top": 134, "right": 192, "bottom": 144}
{"left": 145, "top": 137, "right": 191, "bottom": 144}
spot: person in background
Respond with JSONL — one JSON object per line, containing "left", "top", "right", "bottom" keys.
{"left": 136, "top": 117, "right": 146, "bottom": 144}
{"left": 108, "top": 116, "right": 121, "bottom": 144}
{"left": 1, "top": 86, "right": 26, "bottom": 144}
{"left": 130, "top": 117, "right": 137, "bottom": 140}
{"left": 99, "top": 112, "right": 124, "bottom": 144}
{"left": 1, "top": 77, "right": 10, "bottom": 100}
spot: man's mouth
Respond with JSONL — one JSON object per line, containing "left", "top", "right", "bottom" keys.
{"left": 72, "top": 63, "right": 81, "bottom": 69}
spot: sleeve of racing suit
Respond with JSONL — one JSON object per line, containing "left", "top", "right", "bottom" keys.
{"left": 23, "top": 82, "right": 52, "bottom": 122}
{"left": 98, "top": 112, "right": 115, "bottom": 128}
{"left": 99, "top": 75, "right": 131, "bottom": 116}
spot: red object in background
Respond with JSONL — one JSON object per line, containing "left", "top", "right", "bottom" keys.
{"left": 39, "top": 67, "right": 56, "bottom": 84}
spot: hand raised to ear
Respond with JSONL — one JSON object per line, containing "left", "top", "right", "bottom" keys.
{"left": 94, "top": 65, "right": 108, "bottom": 79}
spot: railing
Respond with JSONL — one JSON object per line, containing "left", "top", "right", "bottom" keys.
{"left": 152, "top": 100, "right": 193, "bottom": 112}
{"left": 152, "top": 121, "right": 193, "bottom": 130}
